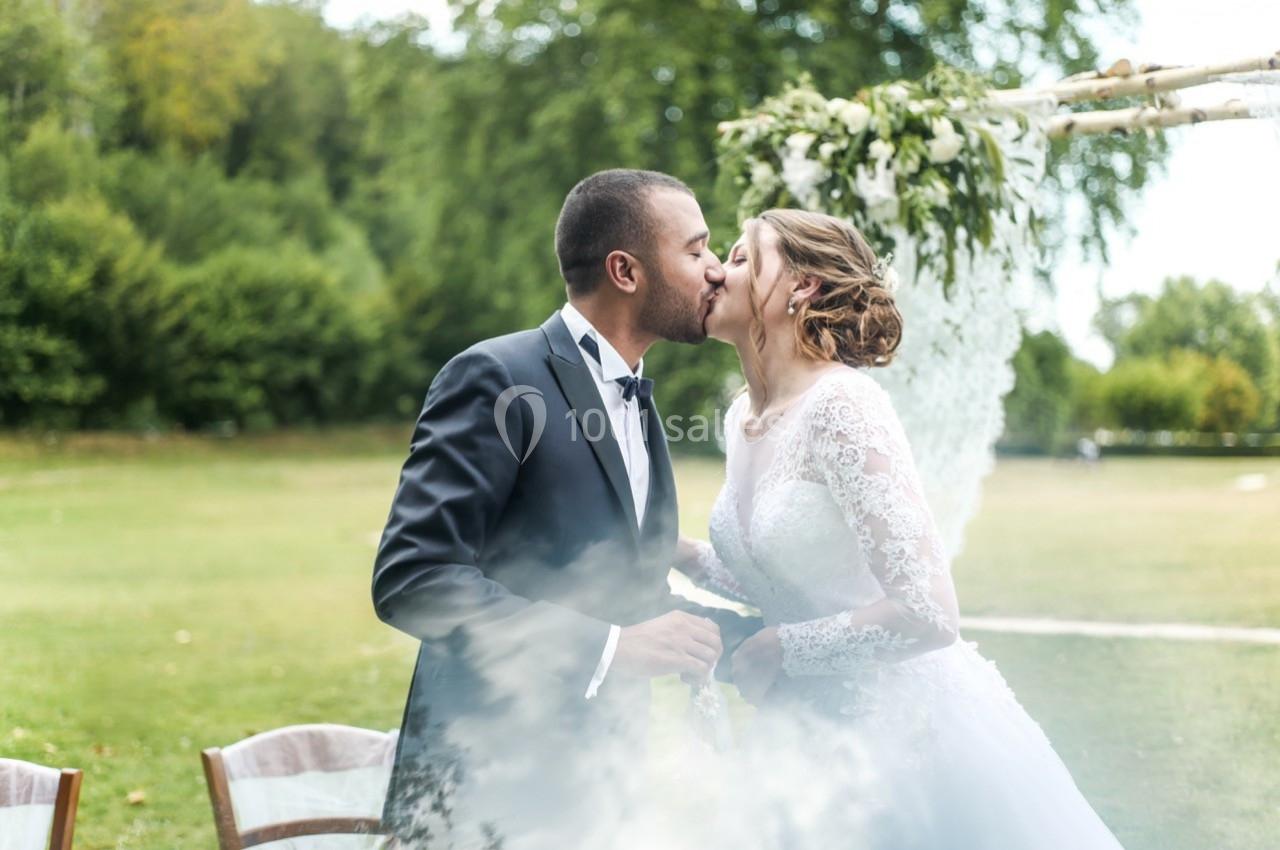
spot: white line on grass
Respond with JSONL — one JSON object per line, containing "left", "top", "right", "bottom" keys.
{"left": 961, "top": 616, "right": 1280, "bottom": 645}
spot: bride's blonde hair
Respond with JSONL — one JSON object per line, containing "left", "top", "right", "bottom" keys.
{"left": 742, "top": 210, "right": 903, "bottom": 392}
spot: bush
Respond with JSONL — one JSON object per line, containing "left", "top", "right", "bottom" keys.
{"left": 0, "top": 194, "right": 169, "bottom": 427}
{"left": 1195, "top": 355, "right": 1261, "bottom": 434}
{"left": 1099, "top": 277, "right": 1279, "bottom": 429}
{"left": 155, "top": 244, "right": 390, "bottom": 429}
{"left": 1099, "top": 356, "right": 1202, "bottom": 431}
{"left": 1098, "top": 350, "right": 1263, "bottom": 435}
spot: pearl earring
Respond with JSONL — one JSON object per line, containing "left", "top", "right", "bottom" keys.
{"left": 787, "top": 298, "right": 797, "bottom": 316}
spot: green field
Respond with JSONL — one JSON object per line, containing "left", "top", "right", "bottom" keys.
{"left": 2, "top": 432, "right": 1277, "bottom": 849}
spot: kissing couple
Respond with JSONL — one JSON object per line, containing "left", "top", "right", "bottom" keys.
{"left": 372, "top": 169, "right": 1126, "bottom": 850}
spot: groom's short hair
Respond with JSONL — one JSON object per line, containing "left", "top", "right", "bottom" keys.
{"left": 555, "top": 169, "right": 693, "bottom": 295}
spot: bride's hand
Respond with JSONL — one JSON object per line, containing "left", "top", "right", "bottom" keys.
{"left": 731, "top": 626, "right": 782, "bottom": 705}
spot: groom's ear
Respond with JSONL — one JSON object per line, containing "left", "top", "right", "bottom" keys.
{"left": 604, "top": 249, "right": 642, "bottom": 295}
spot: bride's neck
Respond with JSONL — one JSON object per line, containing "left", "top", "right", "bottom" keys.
{"left": 735, "top": 330, "right": 833, "bottom": 416}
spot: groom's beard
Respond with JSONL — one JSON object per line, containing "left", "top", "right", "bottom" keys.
{"left": 638, "top": 270, "right": 707, "bottom": 344}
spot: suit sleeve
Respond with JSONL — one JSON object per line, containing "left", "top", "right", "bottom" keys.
{"left": 372, "top": 348, "right": 612, "bottom": 692}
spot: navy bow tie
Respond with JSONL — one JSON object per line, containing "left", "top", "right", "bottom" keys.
{"left": 578, "top": 334, "right": 654, "bottom": 403}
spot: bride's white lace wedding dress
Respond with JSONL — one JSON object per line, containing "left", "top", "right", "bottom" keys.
{"left": 688, "top": 366, "right": 1126, "bottom": 850}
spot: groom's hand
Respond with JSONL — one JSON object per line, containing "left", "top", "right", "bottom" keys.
{"left": 611, "top": 611, "right": 723, "bottom": 680}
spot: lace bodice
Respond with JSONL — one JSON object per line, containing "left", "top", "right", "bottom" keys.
{"left": 697, "top": 367, "right": 960, "bottom": 682}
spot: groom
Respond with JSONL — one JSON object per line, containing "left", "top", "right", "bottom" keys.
{"left": 372, "top": 169, "right": 763, "bottom": 848}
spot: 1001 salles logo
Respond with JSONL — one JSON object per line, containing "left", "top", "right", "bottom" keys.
{"left": 493, "top": 385, "right": 547, "bottom": 463}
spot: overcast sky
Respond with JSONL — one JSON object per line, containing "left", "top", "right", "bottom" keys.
{"left": 322, "top": 0, "right": 1280, "bottom": 367}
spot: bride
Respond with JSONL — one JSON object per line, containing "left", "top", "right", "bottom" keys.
{"left": 674, "top": 209, "right": 1126, "bottom": 849}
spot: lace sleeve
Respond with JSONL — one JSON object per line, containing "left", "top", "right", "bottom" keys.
{"left": 776, "top": 373, "right": 960, "bottom": 677}
{"left": 684, "top": 539, "right": 753, "bottom": 605}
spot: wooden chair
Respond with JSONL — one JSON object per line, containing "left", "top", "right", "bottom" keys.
{"left": 200, "top": 724, "right": 400, "bottom": 850}
{"left": 0, "top": 758, "right": 82, "bottom": 850}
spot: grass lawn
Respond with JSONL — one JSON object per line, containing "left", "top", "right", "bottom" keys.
{"left": 1, "top": 432, "right": 1277, "bottom": 849}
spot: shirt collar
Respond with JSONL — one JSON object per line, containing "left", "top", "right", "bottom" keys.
{"left": 559, "top": 302, "right": 644, "bottom": 382}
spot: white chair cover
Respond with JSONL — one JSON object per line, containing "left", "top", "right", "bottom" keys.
{"left": 220, "top": 725, "right": 398, "bottom": 850}
{"left": 0, "top": 758, "right": 60, "bottom": 850}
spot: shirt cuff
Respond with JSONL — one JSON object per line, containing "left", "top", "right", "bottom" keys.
{"left": 584, "top": 624, "right": 621, "bottom": 699}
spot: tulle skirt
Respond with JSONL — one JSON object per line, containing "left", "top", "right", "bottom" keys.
{"left": 662, "top": 639, "right": 1128, "bottom": 850}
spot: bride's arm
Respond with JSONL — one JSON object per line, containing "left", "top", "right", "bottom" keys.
{"left": 776, "top": 376, "right": 960, "bottom": 678}
{"left": 675, "top": 535, "right": 753, "bottom": 605}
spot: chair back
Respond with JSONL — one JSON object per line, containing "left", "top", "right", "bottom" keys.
{"left": 201, "top": 724, "right": 399, "bottom": 850}
{"left": 0, "top": 759, "right": 82, "bottom": 850}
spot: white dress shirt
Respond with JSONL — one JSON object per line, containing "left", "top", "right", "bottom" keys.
{"left": 559, "top": 302, "right": 650, "bottom": 699}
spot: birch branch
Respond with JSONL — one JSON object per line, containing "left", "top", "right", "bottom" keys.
{"left": 994, "top": 51, "right": 1280, "bottom": 106}
{"left": 1046, "top": 99, "right": 1257, "bottom": 138}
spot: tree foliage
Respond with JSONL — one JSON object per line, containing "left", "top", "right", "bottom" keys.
{"left": 1098, "top": 276, "right": 1280, "bottom": 429}
{"left": 0, "top": 0, "right": 1169, "bottom": 429}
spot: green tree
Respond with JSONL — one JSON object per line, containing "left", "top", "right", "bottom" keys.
{"left": 9, "top": 113, "right": 101, "bottom": 205}
{"left": 360, "top": 0, "right": 1162, "bottom": 419}
{"left": 1099, "top": 355, "right": 1201, "bottom": 432}
{"left": 1097, "top": 276, "right": 1280, "bottom": 429}
{"left": 0, "top": 0, "right": 1171, "bottom": 430}
{"left": 94, "top": 0, "right": 276, "bottom": 151}
{"left": 1002, "top": 329, "right": 1075, "bottom": 452}
{"left": 1067, "top": 358, "right": 1106, "bottom": 432}
{"left": 1195, "top": 355, "right": 1261, "bottom": 434}
{"left": 0, "top": 193, "right": 169, "bottom": 427}
{"left": 156, "top": 243, "right": 387, "bottom": 429}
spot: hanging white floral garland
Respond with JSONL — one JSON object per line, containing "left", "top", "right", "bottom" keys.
{"left": 718, "top": 67, "right": 1044, "bottom": 293}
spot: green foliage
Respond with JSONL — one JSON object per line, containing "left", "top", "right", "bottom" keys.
{"left": 1195, "top": 355, "right": 1261, "bottom": 434}
{"left": 1099, "top": 354, "right": 1203, "bottom": 432}
{"left": 1066, "top": 358, "right": 1107, "bottom": 432}
{"left": 9, "top": 114, "right": 101, "bottom": 205}
{"left": 95, "top": 0, "right": 275, "bottom": 151}
{"left": 1003, "top": 329, "right": 1076, "bottom": 452}
{"left": 718, "top": 68, "right": 1029, "bottom": 291}
{"left": 0, "top": 0, "right": 1168, "bottom": 430}
{"left": 1098, "top": 276, "right": 1280, "bottom": 429}
{"left": 156, "top": 244, "right": 397, "bottom": 430}
{"left": 0, "top": 194, "right": 169, "bottom": 427}
{"left": 396, "top": 0, "right": 1158, "bottom": 418}
{"left": 0, "top": 0, "right": 78, "bottom": 149}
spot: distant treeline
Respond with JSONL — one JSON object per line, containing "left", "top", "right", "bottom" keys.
{"left": 1002, "top": 276, "right": 1280, "bottom": 454}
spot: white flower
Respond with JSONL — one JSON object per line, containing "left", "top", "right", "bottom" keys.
{"left": 927, "top": 133, "right": 964, "bottom": 163}
{"left": 868, "top": 139, "right": 895, "bottom": 161}
{"left": 818, "top": 141, "right": 838, "bottom": 162}
{"left": 930, "top": 116, "right": 957, "bottom": 139}
{"left": 781, "top": 152, "right": 830, "bottom": 210}
{"left": 785, "top": 132, "right": 817, "bottom": 156}
{"left": 880, "top": 266, "right": 901, "bottom": 293}
{"left": 836, "top": 101, "right": 871, "bottom": 134}
{"left": 854, "top": 158, "right": 899, "bottom": 223}
{"left": 749, "top": 158, "right": 777, "bottom": 187}
{"left": 885, "top": 83, "right": 910, "bottom": 103}
{"left": 920, "top": 182, "right": 949, "bottom": 207}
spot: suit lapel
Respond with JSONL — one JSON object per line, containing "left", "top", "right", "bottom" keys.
{"left": 542, "top": 313, "right": 641, "bottom": 540}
